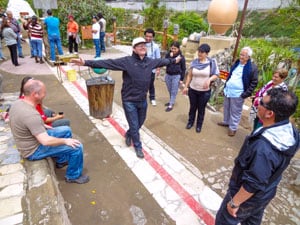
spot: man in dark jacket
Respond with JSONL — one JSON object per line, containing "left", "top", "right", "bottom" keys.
{"left": 215, "top": 88, "right": 299, "bottom": 225}
{"left": 71, "top": 37, "right": 181, "bottom": 158}
{"left": 218, "top": 46, "right": 258, "bottom": 136}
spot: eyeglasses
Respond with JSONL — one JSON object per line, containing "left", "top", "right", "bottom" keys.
{"left": 259, "top": 98, "right": 270, "bottom": 109}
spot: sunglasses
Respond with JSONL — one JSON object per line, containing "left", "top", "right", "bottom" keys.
{"left": 259, "top": 98, "right": 270, "bottom": 110}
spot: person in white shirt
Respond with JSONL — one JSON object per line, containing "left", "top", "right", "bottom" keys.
{"left": 92, "top": 16, "right": 101, "bottom": 58}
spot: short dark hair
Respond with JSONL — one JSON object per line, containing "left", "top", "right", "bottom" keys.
{"left": 266, "top": 88, "right": 298, "bottom": 122}
{"left": 144, "top": 28, "right": 155, "bottom": 37}
{"left": 198, "top": 43, "right": 210, "bottom": 53}
{"left": 97, "top": 13, "right": 103, "bottom": 19}
{"left": 47, "top": 9, "right": 52, "bottom": 16}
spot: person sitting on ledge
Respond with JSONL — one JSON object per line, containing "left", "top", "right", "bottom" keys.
{"left": 9, "top": 79, "right": 89, "bottom": 184}
{"left": 19, "top": 76, "right": 70, "bottom": 127}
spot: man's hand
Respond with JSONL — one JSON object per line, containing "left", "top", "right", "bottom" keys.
{"left": 226, "top": 202, "right": 239, "bottom": 217}
{"left": 65, "top": 138, "right": 81, "bottom": 149}
{"left": 71, "top": 58, "right": 85, "bottom": 66}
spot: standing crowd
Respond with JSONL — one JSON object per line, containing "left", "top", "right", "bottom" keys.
{"left": 0, "top": 7, "right": 299, "bottom": 225}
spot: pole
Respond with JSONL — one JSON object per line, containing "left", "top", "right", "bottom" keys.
{"left": 232, "top": 0, "right": 249, "bottom": 64}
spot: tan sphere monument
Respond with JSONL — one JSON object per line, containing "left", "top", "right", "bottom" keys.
{"left": 207, "top": 0, "right": 239, "bottom": 35}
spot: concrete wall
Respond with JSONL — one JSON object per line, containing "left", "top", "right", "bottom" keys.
{"left": 106, "top": 0, "right": 293, "bottom": 11}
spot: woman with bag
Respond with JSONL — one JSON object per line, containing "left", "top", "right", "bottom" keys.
{"left": 183, "top": 43, "right": 219, "bottom": 133}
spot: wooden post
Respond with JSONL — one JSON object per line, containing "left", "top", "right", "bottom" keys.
{"left": 86, "top": 78, "right": 115, "bottom": 119}
{"left": 113, "top": 19, "right": 117, "bottom": 45}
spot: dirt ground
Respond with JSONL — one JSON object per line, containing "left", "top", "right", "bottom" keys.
{"left": 1, "top": 42, "right": 299, "bottom": 225}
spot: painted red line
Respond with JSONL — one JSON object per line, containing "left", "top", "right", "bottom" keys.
{"left": 71, "top": 81, "right": 215, "bottom": 225}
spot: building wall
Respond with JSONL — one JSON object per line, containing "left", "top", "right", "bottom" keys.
{"left": 106, "top": 0, "right": 293, "bottom": 11}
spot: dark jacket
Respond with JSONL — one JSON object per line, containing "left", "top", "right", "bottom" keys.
{"left": 84, "top": 52, "right": 175, "bottom": 102}
{"left": 225, "top": 59, "right": 258, "bottom": 98}
{"left": 165, "top": 51, "right": 186, "bottom": 81}
{"left": 229, "top": 120, "right": 299, "bottom": 201}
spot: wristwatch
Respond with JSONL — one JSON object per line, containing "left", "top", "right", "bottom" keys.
{"left": 228, "top": 199, "right": 239, "bottom": 209}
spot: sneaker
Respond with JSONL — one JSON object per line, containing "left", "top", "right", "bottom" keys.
{"left": 125, "top": 133, "right": 131, "bottom": 147}
{"left": 228, "top": 129, "right": 236, "bottom": 137}
{"left": 165, "top": 106, "right": 173, "bottom": 112}
{"left": 66, "top": 175, "right": 89, "bottom": 184}
{"left": 150, "top": 100, "right": 157, "bottom": 106}
{"left": 56, "top": 161, "right": 68, "bottom": 169}
{"left": 217, "top": 122, "right": 229, "bottom": 127}
{"left": 19, "top": 55, "right": 24, "bottom": 58}
{"left": 1, "top": 56, "right": 7, "bottom": 60}
{"left": 135, "top": 149, "right": 144, "bottom": 159}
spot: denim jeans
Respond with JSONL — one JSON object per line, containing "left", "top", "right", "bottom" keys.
{"left": 100, "top": 31, "right": 106, "bottom": 51}
{"left": 0, "top": 40, "right": 4, "bottom": 58}
{"left": 215, "top": 192, "right": 270, "bottom": 225}
{"left": 188, "top": 88, "right": 211, "bottom": 129}
{"left": 93, "top": 39, "right": 101, "bottom": 57}
{"left": 27, "top": 126, "right": 84, "bottom": 180}
{"left": 17, "top": 33, "right": 23, "bottom": 57}
{"left": 29, "top": 38, "right": 34, "bottom": 57}
{"left": 123, "top": 101, "right": 147, "bottom": 150}
{"left": 165, "top": 74, "right": 181, "bottom": 105}
{"left": 31, "top": 39, "right": 43, "bottom": 58}
{"left": 48, "top": 34, "right": 64, "bottom": 61}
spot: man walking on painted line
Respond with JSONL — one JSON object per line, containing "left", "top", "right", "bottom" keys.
{"left": 9, "top": 79, "right": 89, "bottom": 184}
{"left": 71, "top": 37, "right": 181, "bottom": 159}
{"left": 215, "top": 88, "right": 299, "bottom": 225}
{"left": 144, "top": 28, "right": 161, "bottom": 106}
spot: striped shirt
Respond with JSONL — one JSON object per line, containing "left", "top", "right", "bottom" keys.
{"left": 29, "top": 23, "right": 43, "bottom": 40}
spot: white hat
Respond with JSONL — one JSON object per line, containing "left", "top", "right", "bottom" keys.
{"left": 132, "top": 37, "right": 146, "bottom": 47}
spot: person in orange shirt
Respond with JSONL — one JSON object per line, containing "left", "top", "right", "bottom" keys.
{"left": 67, "top": 15, "right": 79, "bottom": 54}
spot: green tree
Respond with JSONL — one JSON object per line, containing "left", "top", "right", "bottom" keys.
{"left": 142, "top": 0, "right": 167, "bottom": 31}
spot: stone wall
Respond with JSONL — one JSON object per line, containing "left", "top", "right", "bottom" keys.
{"left": 106, "top": 0, "right": 293, "bottom": 11}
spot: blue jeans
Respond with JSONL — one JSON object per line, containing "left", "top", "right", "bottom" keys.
{"left": 27, "top": 126, "right": 84, "bottom": 180}
{"left": 93, "top": 39, "right": 101, "bottom": 57}
{"left": 123, "top": 101, "right": 147, "bottom": 150}
{"left": 215, "top": 192, "right": 271, "bottom": 225}
{"left": 165, "top": 74, "right": 181, "bottom": 105}
{"left": 48, "top": 34, "right": 64, "bottom": 61}
{"left": 17, "top": 33, "right": 23, "bottom": 57}
{"left": 100, "top": 31, "right": 106, "bottom": 51}
{"left": 31, "top": 39, "right": 43, "bottom": 58}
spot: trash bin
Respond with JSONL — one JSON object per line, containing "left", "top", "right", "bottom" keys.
{"left": 86, "top": 76, "right": 115, "bottom": 119}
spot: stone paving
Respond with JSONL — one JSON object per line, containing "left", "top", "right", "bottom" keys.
{"left": 0, "top": 93, "right": 25, "bottom": 225}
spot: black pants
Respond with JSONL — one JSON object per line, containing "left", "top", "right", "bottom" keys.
{"left": 68, "top": 35, "right": 78, "bottom": 53}
{"left": 8, "top": 44, "right": 18, "bottom": 66}
{"left": 187, "top": 88, "right": 211, "bottom": 129}
{"left": 148, "top": 72, "right": 155, "bottom": 100}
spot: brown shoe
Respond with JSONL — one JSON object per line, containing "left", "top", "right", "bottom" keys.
{"left": 217, "top": 122, "right": 229, "bottom": 127}
{"left": 228, "top": 129, "right": 236, "bottom": 136}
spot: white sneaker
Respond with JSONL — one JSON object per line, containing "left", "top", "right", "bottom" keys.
{"left": 151, "top": 100, "right": 157, "bottom": 106}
